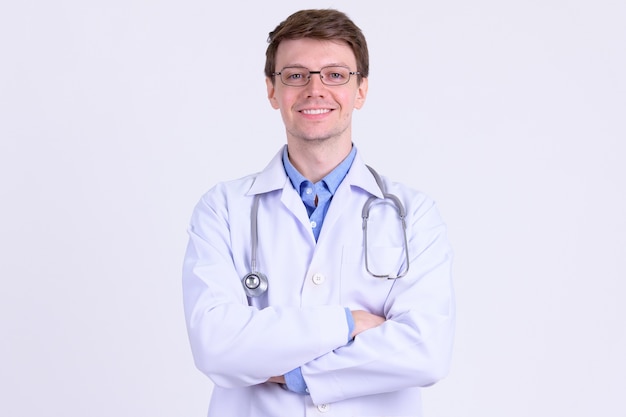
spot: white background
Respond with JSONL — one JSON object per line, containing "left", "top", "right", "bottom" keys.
{"left": 1, "top": 1, "right": 625, "bottom": 416}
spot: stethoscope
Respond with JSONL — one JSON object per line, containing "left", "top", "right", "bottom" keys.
{"left": 242, "top": 166, "right": 410, "bottom": 297}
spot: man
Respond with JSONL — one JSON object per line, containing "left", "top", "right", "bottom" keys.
{"left": 183, "top": 9, "right": 455, "bottom": 417}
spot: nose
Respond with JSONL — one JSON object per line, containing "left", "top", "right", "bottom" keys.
{"left": 304, "top": 72, "right": 326, "bottom": 96}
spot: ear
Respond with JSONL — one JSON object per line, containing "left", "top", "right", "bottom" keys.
{"left": 266, "top": 77, "right": 280, "bottom": 109}
{"left": 353, "top": 77, "right": 368, "bottom": 110}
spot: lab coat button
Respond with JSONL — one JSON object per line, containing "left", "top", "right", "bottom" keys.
{"left": 317, "top": 403, "right": 330, "bottom": 413}
{"left": 312, "top": 273, "right": 325, "bottom": 285}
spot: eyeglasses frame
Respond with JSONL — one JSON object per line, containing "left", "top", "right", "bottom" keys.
{"left": 272, "top": 65, "right": 361, "bottom": 87}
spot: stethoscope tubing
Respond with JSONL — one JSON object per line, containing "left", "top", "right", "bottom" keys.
{"left": 242, "top": 166, "right": 410, "bottom": 297}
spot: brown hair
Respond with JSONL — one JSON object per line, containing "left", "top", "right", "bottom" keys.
{"left": 265, "top": 9, "right": 369, "bottom": 85}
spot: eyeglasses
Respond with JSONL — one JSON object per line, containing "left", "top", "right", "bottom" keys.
{"left": 272, "top": 66, "right": 360, "bottom": 87}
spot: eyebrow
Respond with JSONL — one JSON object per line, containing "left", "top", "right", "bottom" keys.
{"left": 279, "top": 63, "right": 351, "bottom": 69}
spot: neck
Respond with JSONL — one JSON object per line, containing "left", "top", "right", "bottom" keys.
{"left": 286, "top": 139, "right": 352, "bottom": 183}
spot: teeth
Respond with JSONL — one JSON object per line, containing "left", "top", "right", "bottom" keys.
{"left": 301, "top": 109, "right": 330, "bottom": 115}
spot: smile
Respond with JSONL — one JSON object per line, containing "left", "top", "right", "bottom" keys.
{"left": 300, "top": 109, "right": 331, "bottom": 115}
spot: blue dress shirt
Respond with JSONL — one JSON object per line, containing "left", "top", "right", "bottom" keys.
{"left": 282, "top": 146, "right": 356, "bottom": 241}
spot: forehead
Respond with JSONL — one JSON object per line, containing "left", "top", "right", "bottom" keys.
{"left": 275, "top": 38, "right": 357, "bottom": 69}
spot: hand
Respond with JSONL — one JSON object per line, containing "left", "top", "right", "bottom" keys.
{"left": 267, "top": 375, "right": 286, "bottom": 384}
{"left": 350, "top": 310, "right": 385, "bottom": 339}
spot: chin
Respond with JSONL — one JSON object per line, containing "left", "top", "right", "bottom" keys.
{"left": 297, "top": 130, "right": 347, "bottom": 143}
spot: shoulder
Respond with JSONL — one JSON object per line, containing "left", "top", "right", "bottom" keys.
{"left": 196, "top": 173, "right": 258, "bottom": 212}
{"left": 374, "top": 171, "right": 435, "bottom": 206}
{"left": 373, "top": 173, "right": 444, "bottom": 228}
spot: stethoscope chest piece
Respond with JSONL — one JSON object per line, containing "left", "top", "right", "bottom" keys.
{"left": 242, "top": 194, "right": 268, "bottom": 298}
{"left": 242, "top": 271, "right": 268, "bottom": 297}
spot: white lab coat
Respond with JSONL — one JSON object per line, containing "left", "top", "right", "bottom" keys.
{"left": 183, "top": 147, "right": 455, "bottom": 417}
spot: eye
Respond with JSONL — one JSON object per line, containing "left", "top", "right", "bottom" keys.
{"left": 321, "top": 67, "right": 350, "bottom": 84}
{"left": 284, "top": 70, "right": 306, "bottom": 80}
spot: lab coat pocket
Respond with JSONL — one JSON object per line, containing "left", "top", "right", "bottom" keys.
{"left": 340, "top": 245, "right": 402, "bottom": 315}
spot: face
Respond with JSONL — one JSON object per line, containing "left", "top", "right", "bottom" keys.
{"left": 266, "top": 38, "right": 368, "bottom": 147}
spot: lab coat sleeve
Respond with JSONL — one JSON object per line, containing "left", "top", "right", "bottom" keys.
{"left": 182, "top": 185, "right": 350, "bottom": 388}
{"left": 302, "top": 196, "right": 456, "bottom": 405}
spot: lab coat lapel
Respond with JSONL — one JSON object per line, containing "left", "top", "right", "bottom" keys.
{"left": 317, "top": 153, "right": 383, "bottom": 245}
{"left": 246, "top": 146, "right": 315, "bottom": 241}
{"left": 247, "top": 147, "right": 288, "bottom": 196}
{"left": 281, "top": 183, "right": 315, "bottom": 241}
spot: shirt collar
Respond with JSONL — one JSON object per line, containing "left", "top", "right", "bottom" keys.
{"left": 282, "top": 145, "right": 357, "bottom": 194}
{"left": 247, "top": 145, "right": 383, "bottom": 199}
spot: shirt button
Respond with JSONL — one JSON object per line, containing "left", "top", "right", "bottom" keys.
{"left": 317, "top": 403, "right": 330, "bottom": 413}
{"left": 310, "top": 221, "right": 317, "bottom": 229}
{"left": 305, "top": 187, "right": 313, "bottom": 195}
{"left": 312, "top": 273, "right": 325, "bottom": 285}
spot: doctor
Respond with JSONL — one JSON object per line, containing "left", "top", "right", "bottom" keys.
{"left": 183, "top": 9, "right": 455, "bottom": 417}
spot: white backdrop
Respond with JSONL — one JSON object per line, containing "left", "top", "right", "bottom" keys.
{"left": 1, "top": 1, "right": 624, "bottom": 416}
